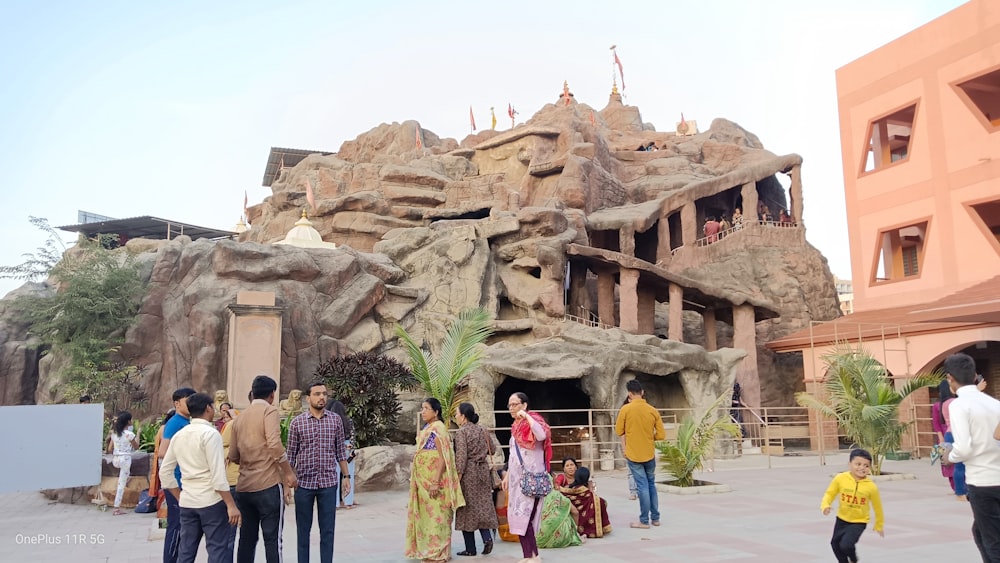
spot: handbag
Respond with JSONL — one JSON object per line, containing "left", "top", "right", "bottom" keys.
{"left": 513, "top": 442, "right": 552, "bottom": 498}
{"left": 134, "top": 490, "right": 157, "bottom": 513}
{"left": 482, "top": 427, "right": 503, "bottom": 490}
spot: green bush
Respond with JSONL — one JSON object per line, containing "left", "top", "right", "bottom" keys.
{"left": 655, "top": 393, "right": 740, "bottom": 487}
{"left": 313, "top": 351, "right": 418, "bottom": 447}
{"left": 12, "top": 238, "right": 143, "bottom": 390}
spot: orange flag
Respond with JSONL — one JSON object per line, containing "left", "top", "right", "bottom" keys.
{"left": 415, "top": 124, "right": 423, "bottom": 149}
{"left": 590, "top": 110, "right": 596, "bottom": 126}
{"left": 303, "top": 179, "right": 316, "bottom": 213}
{"left": 469, "top": 106, "right": 476, "bottom": 132}
{"left": 243, "top": 190, "right": 249, "bottom": 221}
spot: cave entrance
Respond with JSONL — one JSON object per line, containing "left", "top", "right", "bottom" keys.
{"left": 494, "top": 377, "right": 592, "bottom": 467}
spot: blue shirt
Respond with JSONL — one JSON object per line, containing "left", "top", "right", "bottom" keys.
{"left": 162, "top": 414, "right": 191, "bottom": 487}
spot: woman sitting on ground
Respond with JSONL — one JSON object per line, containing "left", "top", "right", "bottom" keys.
{"left": 558, "top": 466, "right": 612, "bottom": 538}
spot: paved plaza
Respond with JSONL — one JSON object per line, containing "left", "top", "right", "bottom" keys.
{"left": 0, "top": 453, "right": 982, "bottom": 562}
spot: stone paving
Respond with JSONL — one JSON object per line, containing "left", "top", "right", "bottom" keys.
{"left": 0, "top": 453, "right": 982, "bottom": 562}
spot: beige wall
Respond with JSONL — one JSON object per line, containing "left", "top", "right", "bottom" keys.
{"left": 836, "top": 0, "right": 1000, "bottom": 311}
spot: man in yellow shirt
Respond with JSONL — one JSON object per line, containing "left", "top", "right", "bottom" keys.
{"left": 615, "top": 380, "right": 666, "bottom": 529}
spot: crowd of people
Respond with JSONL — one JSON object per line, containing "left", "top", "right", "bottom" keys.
{"left": 145, "top": 376, "right": 357, "bottom": 563}
{"left": 100, "top": 352, "right": 1000, "bottom": 562}
{"left": 700, "top": 202, "right": 795, "bottom": 244}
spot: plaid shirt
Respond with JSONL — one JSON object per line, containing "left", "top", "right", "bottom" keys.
{"left": 286, "top": 409, "right": 347, "bottom": 489}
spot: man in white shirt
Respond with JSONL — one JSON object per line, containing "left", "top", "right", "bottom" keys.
{"left": 161, "top": 393, "right": 242, "bottom": 563}
{"left": 945, "top": 353, "right": 1000, "bottom": 562}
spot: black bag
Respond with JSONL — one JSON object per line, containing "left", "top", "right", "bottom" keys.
{"left": 134, "top": 490, "right": 156, "bottom": 513}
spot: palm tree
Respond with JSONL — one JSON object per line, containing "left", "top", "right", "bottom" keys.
{"left": 396, "top": 308, "right": 493, "bottom": 426}
{"left": 655, "top": 393, "right": 740, "bottom": 487}
{"left": 795, "top": 345, "right": 942, "bottom": 475}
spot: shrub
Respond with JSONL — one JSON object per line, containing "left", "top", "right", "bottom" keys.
{"left": 396, "top": 308, "right": 493, "bottom": 426}
{"left": 795, "top": 345, "right": 942, "bottom": 474}
{"left": 313, "top": 351, "right": 418, "bottom": 447}
{"left": 655, "top": 393, "right": 740, "bottom": 487}
{"left": 12, "top": 238, "right": 143, "bottom": 387}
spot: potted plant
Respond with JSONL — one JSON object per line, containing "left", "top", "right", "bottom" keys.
{"left": 655, "top": 393, "right": 740, "bottom": 488}
{"left": 795, "top": 345, "right": 941, "bottom": 475}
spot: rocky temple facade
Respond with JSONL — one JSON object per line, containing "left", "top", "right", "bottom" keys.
{"left": 0, "top": 88, "right": 840, "bottom": 446}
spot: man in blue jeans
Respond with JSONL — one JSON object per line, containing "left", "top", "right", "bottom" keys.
{"left": 286, "top": 381, "right": 350, "bottom": 563}
{"left": 159, "top": 387, "right": 196, "bottom": 563}
{"left": 615, "top": 379, "right": 666, "bottom": 529}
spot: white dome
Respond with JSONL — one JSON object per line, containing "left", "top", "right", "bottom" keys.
{"left": 274, "top": 212, "right": 337, "bottom": 249}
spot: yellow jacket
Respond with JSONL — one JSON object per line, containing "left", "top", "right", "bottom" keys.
{"left": 615, "top": 398, "right": 666, "bottom": 463}
{"left": 821, "top": 471, "right": 884, "bottom": 532}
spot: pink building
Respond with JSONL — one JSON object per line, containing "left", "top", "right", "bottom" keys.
{"left": 768, "top": 0, "right": 1000, "bottom": 452}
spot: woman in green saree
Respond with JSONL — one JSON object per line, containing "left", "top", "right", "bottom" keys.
{"left": 405, "top": 398, "right": 465, "bottom": 563}
{"left": 535, "top": 488, "right": 583, "bottom": 549}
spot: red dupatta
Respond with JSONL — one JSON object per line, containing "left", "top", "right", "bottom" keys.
{"left": 512, "top": 411, "right": 552, "bottom": 471}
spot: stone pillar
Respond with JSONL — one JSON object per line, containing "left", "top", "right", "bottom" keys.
{"left": 597, "top": 270, "right": 616, "bottom": 327}
{"left": 681, "top": 203, "right": 697, "bottom": 246}
{"left": 619, "top": 268, "right": 640, "bottom": 334}
{"left": 741, "top": 182, "right": 758, "bottom": 222}
{"left": 703, "top": 308, "right": 717, "bottom": 351}
{"left": 732, "top": 303, "right": 760, "bottom": 411}
{"left": 637, "top": 284, "right": 656, "bottom": 335}
{"left": 656, "top": 215, "right": 672, "bottom": 263}
{"left": 789, "top": 164, "right": 803, "bottom": 225}
{"left": 619, "top": 226, "right": 635, "bottom": 258}
{"left": 668, "top": 283, "right": 684, "bottom": 342}
{"left": 567, "top": 261, "right": 591, "bottom": 320}
{"left": 227, "top": 291, "right": 284, "bottom": 409}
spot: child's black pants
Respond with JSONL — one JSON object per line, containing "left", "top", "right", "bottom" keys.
{"left": 831, "top": 517, "right": 866, "bottom": 563}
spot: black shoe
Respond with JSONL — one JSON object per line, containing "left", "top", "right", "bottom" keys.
{"left": 482, "top": 539, "right": 493, "bottom": 555}
{"left": 457, "top": 550, "right": 477, "bottom": 556}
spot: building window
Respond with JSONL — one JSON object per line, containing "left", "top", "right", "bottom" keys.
{"left": 871, "top": 220, "right": 928, "bottom": 285}
{"left": 967, "top": 198, "right": 1000, "bottom": 256}
{"left": 955, "top": 67, "right": 1000, "bottom": 130}
{"left": 861, "top": 104, "right": 917, "bottom": 174}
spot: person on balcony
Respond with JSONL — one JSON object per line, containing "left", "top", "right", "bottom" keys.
{"left": 703, "top": 216, "right": 721, "bottom": 243}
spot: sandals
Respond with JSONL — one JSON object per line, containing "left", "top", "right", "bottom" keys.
{"left": 457, "top": 550, "right": 477, "bottom": 556}
{"left": 482, "top": 539, "right": 494, "bottom": 554}
{"left": 112, "top": 508, "right": 126, "bottom": 516}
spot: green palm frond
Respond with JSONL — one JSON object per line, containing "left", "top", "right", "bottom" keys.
{"left": 796, "top": 344, "right": 943, "bottom": 474}
{"left": 396, "top": 308, "right": 494, "bottom": 426}
{"left": 656, "top": 393, "right": 740, "bottom": 487}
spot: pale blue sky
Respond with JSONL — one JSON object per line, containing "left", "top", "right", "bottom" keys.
{"left": 0, "top": 0, "right": 966, "bottom": 298}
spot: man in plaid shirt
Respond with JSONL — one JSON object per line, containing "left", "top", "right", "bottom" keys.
{"left": 286, "top": 381, "right": 350, "bottom": 563}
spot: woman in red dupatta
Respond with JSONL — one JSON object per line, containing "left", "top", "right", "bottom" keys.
{"left": 502, "top": 392, "right": 552, "bottom": 563}
{"left": 558, "top": 465, "right": 612, "bottom": 538}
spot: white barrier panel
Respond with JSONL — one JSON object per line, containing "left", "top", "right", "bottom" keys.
{"left": 0, "top": 404, "right": 103, "bottom": 492}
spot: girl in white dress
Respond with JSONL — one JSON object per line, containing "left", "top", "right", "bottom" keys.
{"left": 106, "top": 411, "right": 139, "bottom": 515}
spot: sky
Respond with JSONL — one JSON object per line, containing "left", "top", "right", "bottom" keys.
{"left": 0, "top": 0, "right": 968, "bottom": 299}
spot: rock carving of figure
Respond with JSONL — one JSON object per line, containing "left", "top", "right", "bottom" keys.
{"left": 213, "top": 389, "right": 229, "bottom": 420}
{"left": 279, "top": 389, "right": 304, "bottom": 418}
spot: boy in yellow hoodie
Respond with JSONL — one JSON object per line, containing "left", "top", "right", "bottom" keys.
{"left": 821, "top": 448, "right": 884, "bottom": 563}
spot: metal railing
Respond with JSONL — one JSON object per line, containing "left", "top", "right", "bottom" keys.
{"left": 449, "top": 405, "right": 851, "bottom": 472}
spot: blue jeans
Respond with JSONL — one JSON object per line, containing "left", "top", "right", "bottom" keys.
{"left": 164, "top": 489, "right": 181, "bottom": 563}
{"left": 178, "top": 500, "right": 233, "bottom": 563}
{"left": 946, "top": 432, "right": 969, "bottom": 496}
{"left": 627, "top": 458, "right": 660, "bottom": 525}
{"left": 295, "top": 486, "right": 339, "bottom": 563}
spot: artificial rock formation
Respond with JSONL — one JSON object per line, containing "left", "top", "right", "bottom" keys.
{"left": 1, "top": 91, "right": 839, "bottom": 432}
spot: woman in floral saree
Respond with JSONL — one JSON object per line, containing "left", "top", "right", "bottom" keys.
{"left": 405, "top": 398, "right": 465, "bottom": 563}
{"left": 558, "top": 466, "right": 612, "bottom": 538}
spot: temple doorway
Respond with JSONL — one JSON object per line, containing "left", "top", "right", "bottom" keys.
{"left": 494, "top": 377, "right": 592, "bottom": 464}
